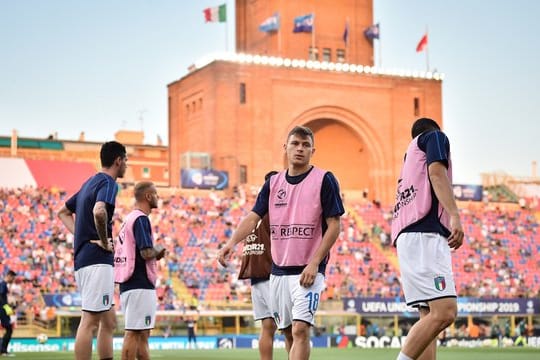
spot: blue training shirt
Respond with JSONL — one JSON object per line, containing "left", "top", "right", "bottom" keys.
{"left": 252, "top": 167, "right": 345, "bottom": 275}
{"left": 66, "top": 173, "right": 118, "bottom": 270}
{"left": 119, "top": 216, "right": 155, "bottom": 293}
{"left": 402, "top": 130, "right": 451, "bottom": 237}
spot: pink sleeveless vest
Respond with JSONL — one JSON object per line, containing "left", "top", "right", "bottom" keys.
{"left": 269, "top": 167, "right": 325, "bottom": 266}
{"left": 114, "top": 209, "right": 157, "bottom": 285}
{"left": 391, "top": 136, "right": 452, "bottom": 244}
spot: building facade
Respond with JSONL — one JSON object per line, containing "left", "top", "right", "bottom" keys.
{"left": 168, "top": 0, "right": 443, "bottom": 204}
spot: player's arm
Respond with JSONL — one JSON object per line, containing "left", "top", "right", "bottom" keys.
{"left": 300, "top": 216, "right": 341, "bottom": 287}
{"left": 57, "top": 205, "right": 75, "bottom": 234}
{"left": 93, "top": 201, "right": 110, "bottom": 248}
{"left": 141, "top": 244, "right": 167, "bottom": 261}
{"left": 217, "top": 211, "right": 261, "bottom": 267}
{"left": 428, "top": 162, "right": 463, "bottom": 249}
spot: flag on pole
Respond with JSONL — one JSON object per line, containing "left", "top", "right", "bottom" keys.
{"left": 416, "top": 33, "right": 428, "bottom": 52}
{"left": 364, "top": 23, "right": 380, "bottom": 41}
{"left": 343, "top": 21, "right": 349, "bottom": 45}
{"left": 203, "top": 3, "right": 227, "bottom": 23}
{"left": 293, "top": 14, "right": 313, "bottom": 33}
{"left": 259, "top": 13, "right": 280, "bottom": 32}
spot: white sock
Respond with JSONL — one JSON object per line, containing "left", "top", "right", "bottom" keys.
{"left": 397, "top": 351, "right": 413, "bottom": 360}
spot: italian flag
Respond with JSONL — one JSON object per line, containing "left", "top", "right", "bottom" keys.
{"left": 203, "top": 4, "right": 227, "bottom": 23}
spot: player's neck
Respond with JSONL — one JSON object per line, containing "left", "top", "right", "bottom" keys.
{"left": 101, "top": 167, "right": 117, "bottom": 180}
{"left": 288, "top": 164, "right": 312, "bottom": 177}
{"left": 135, "top": 202, "right": 151, "bottom": 215}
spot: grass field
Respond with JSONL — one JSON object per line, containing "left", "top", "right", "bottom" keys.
{"left": 12, "top": 347, "right": 540, "bottom": 360}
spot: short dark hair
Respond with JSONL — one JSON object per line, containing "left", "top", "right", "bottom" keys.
{"left": 411, "top": 118, "right": 440, "bottom": 138}
{"left": 287, "top": 126, "right": 314, "bottom": 145}
{"left": 100, "top": 141, "right": 126, "bottom": 168}
{"left": 7, "top": 270, "right": 16, "bottom": 277}
{"left": 134, "top": 181, "right": 155, "bottom": 201}
{"left": 264, "top": 171, "right": 278, "bottom": 182}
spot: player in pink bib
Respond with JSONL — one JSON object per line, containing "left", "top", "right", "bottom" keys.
{"left": 219, "top": 126, "right": 344, "bottom": 360}
{"left": 392, "top": 118, "right": 464, "bottom": 360}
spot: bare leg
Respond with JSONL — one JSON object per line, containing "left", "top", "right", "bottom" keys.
{"left": 416, "top": 308, "right": 437, "bottom": 360}
{"left": 259, "top": 318, "right": 277, "bottom": 360}
{"left": 74, "top": 312, "right": 100, "bottom": 360}
{"left": 282, "top": 326, "right": 293, "bottom": 355}
{"left": 289, "top": 321, "right": 310, "bottom": 360}
{"left": 401, "top": 298, "right": 456, "bottom": 359}
{"left": 137, "top": 330, "right": 151, "bottom": 360}
{"left": 97, "top": 308, "right": 116, "bottom": 360}
{"left": 122, "top": 330, "right": 140, "bottom": 360}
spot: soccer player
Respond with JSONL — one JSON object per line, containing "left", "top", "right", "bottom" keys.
{"left": 219, "top": 126, "right": 344, "bottom": 360}
{"left": 114, "top": 181, "right": 166, "bottom": 360}
{"left": 58, "top": 140, "right": 127, "bottom": 360}
{"left": 218, "top": 171, "right": 278, "bottom": 360}
{"left": 391, "top": 118, "right": 464, "bottom": 360}
{"left": 0, "top": 270, "right": 16, "bottom": 357}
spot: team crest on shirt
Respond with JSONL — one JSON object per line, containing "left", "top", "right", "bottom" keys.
{"left": 434, "top": 276, "right": 446, "bottom": 291}
{"left": 274, "top": 189, "right": 288, "bottom": 208}
{"left": 102, "top": 295, "right": 110, "bottom": 306}
{"left": 145, "top": 315, "right": 151, "bottom": 326}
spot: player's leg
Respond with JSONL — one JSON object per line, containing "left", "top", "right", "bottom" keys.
{"left": 282, "top": 326, "right": 293, "bottom": 354}
{"left": 289, "top": 273, "right": 325, "bottom": 360}
{"left": 97, "top": 307, "right": 117, "bottom": 360}
{"left": 290, "top": 320, "right": 311, "bottom": 360}
{"left": 136, "top": 330, "right": 151, "bottom": 360}
{"left": 121, "top": 330, "right": 140, "bottom": 360}
{"left": 416, "top": 307, "right": 437, "bottom": 360}
{"left": 259, "top": 318, "right": 277, "bottom": 360}
{"left": 400, "top": 298, "right": 455, "bottom": 359}
{"left": 252, "top": 280, "right": 276, "bottom": 360}
{"left": 75, "top": 311, "right": 101, "bottom": 360}
{"left": 396, "top": 233, "right": 457, "bottom": 360}
{"left": 0, "top": 311, "right": 13, "bottom": 355}
{"left": 75, "top": 265, "right": 115, "bottom": 360}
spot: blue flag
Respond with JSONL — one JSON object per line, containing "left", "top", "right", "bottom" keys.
{"left": 343, "top": 21, "right": 349, "bottom": 44}
{"left": 293, "top": 14, "right": 313, "bottom": 33}
{"left": 259, "top": 13, "right": 280, "bottom": 32}
{"left": 364, "top": 23, "right": 380, "bottom": 40}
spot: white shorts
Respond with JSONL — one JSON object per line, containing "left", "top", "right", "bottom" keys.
{"left": 75, "top": 264, "right": 114, "bottom": 312}
{"left": 251, "top": 280, "right": 272, "bottom": 321}
{"left": 269, "top": 273, "right": 325, "bottom": 330}
{"left": 396, "top": 232, "right": 457, "bottom": 307}
{"left": 120, "top": 289, "right": 157, "bottom": 330}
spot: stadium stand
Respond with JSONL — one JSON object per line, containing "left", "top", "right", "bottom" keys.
{"left": 0, "top": 185, "right": 539, "bottom": 328}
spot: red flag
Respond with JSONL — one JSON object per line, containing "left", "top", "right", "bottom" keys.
{"left": 416, "top": 33, "right": 428, "bottom": 52}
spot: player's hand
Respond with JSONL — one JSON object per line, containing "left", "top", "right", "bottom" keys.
{"left": 155, "top": 244, "right": 167, "bottom": 260}
{"left": 90, "top": 238, "right": 114, "bottom": 252}
{"left": 447, "top": 214, "right": 464, "bottom": 250}
{"left": 217, "top": 244, "right": 232, "bottom": 267}
{"left": 300, "top": 263, "right": 318, "bottom": 288}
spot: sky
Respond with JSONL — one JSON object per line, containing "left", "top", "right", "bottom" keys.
{"left": 1, "top": 0, "right": 539, "bottom": 184}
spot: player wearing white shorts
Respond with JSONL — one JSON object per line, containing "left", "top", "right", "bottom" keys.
{"left": 114, "top": 182, "right": 166, "bottom": 360}
{"left": 219, "top": 127, "right": 344, "bottom": 360}
{"left": 391, "top": 118, "right": 464, "bottom": 360}
{"left": 58, "top": 141, "right": 127, "bottom": 360}
{"left": 219, "top": 171, "right": 277, "bottom": 360}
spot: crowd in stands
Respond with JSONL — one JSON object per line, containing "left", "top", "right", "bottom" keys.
{"left": 0, "top": 185, "right": 539, "bottom": 322}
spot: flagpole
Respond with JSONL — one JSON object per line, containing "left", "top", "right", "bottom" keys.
{"left": 425, "top": 26, "right": 429, "bottom": 72}
{"left": 225, "top": 2, "right": 229, "bottom": 52}
{"left": 345, "top": 17, "right": 349, "bottom": 63}
{"left": 311, "top": 12, "right": 316, "bottom": 57}
{"left": 378, "top": 23, "right": 382, "bottom": 68}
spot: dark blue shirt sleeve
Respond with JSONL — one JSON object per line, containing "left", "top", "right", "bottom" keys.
{"left": 321, "top": 172, "right": 345, "bottom": 218}
{"left": 133, "top": 216, "right": 154, "bottom": 251}
{"left": 65, "top": 192, "right": 78, "bottom": 213}
{"left": 418, "top": 130, "right": 450, "bottom": 168}
{"left": 251, "top": 180, "right": 270, "bottom": 218}
{"left": 95, "top": 176, "right": 118, "bottom": 206}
